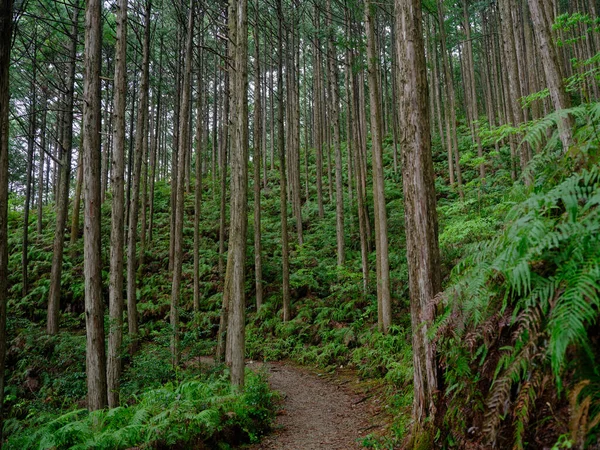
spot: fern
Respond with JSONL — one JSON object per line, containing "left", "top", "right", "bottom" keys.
{"left": 4, "top": 372, "right": 274, "bottom": 450}
{"left": 438, "top": 166, "right": 600, "bottom": 448}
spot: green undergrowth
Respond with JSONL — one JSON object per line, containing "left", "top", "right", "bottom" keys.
{"left": 435, "top": 92, "right": 600, "bottom": 449}
{"left": 3, "top": 320, "right": 276, "bottom": 450}
{"left": 5, "top": 369, "right": 275, "bottom": 450}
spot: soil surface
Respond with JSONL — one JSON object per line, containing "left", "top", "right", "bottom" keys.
{"left": 243, "top": 361, "right": 380, "bottom": 450}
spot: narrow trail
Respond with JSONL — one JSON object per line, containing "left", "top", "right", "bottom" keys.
{"left": 244, "top": 361, "right": 381, "bottom": 450}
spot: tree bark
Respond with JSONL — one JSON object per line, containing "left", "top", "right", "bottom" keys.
{"left": 437, "top": 0, "right": 463, "bottom": 197}
{"left": 499, "top": 0, "right": 527, "bottom": 175}
{"left": 462, "top": 0, "right": 485, "bottom": 183}
{"left": 528, "top": 0, "right": 573, "bottom": 150}
{"left": 148, "top": 36, "right": 164, "bottom": 244}
{"left": 395, "top": 0, "right": 442, "bottom": 444}
{"left": 126, "top": 0, "right": 152, "bottom": 353}
{"left": 107, "top": 0, "right": 128, "bottom": 408}
{"left": 225, "top": 0, "right": 249, "bottom": 389}
{"left": 47, "top": 5, "right": 79, "bottom": 335}
{"left": 313, "top": 7, "right": 325, "bottom": 219}
{"left": 82, "top": 0, "right": 108, "bottom": 411}
{"left": 253, "top": 6, "right": 263, "bottom": 310}
{"left": 0, "top": 0, "right": 14, "bottom": 437}
{"left": 22, "top": 41, "right": 37, "bottom": 297}
{"left": 278, "top": 0, "right": 291, "bottom": 322}
{"left": 193, "top": 21, "right": 204, "bottom": 314}
{"left": 69, "top": 151, "right": 83, "bottom": 252}
{"left": 37, "top": 88, "right": 48, "bottom": 235}
{"left": 171, "top": 0, "right": 194, "bottom": 368}
{"left": 327, "top": 0, "right": 345, "bottom": 267}
{"left": 365, "top": 0, "right": 392, "bottom": 333}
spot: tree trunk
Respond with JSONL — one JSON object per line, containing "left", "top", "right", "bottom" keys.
{"left": 225, "top": 0, "right": 249, "bottom": 389}
{"left": 327, "top": 0, "right": 345, "bottom": 267}
{"left": 0, "top": 0, "right": 14, "bottom": 437}
{"left": 279, "top": 0, "right": 291, "bottom": 322}
{"left": 47, "top": 5, "right": 79, "bottom": 335}
{"left": 169, "top": 33, "right": 181, "bottom": 274}
{"left": 253, "top": 6, "right": 263, "bottom": 311}
{"left": 22, "top": 44, "right": 37, "bottom": 297}
{"left": 499, "top": 0, "right": 527, "bottom": 175}
{"left": 69, "top": 151, "right": 83, "bottom": 252}
{"left": 395, "top": 0, "right": 442, "bottom": 444}
{"left": 171, "top": 0, "right": 194, "bottom": 368}
{"left": 528, "top": 0, "right": 573, "bottom": 150}
{"left": 463, "top": 0, "right": 486, "bottom": 183}
{"left": 82, "top": 0, "right": 108, "bottom": 411}
{"left": 313, "top": 7, "right": 325, "bottom": 219}
{"left": 107, "top": 0, "right": 127, "bottom": 408}
{"left": 193, "top": 23, "right": 204, "bottom": 314}
{"left": 215, "top": 16, "right": 232, "bottom": 363}
{"left": 437, "top": 0, "right": 463, "bottom": 197}
{"left": 218, "top": 62, "right": 229, "bottom": 278}
{"left": 37, "top": 88, "right": 48, "bottom": 235}
{"left": 346, "top": 23, "right": 369, "bottom": 294}
{"left": 126, "top": 0, "right": 152, "bottom": 353}
{"left": 365, "top": 0, "right": 392, "bottom": 333}
{"left": 148, "top": 37, "right": 164, "bottom": 244}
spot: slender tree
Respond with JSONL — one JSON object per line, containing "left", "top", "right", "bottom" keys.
{"left": 22, "top": 38, "right": 37, "bottom": 296}
{"left": 0, "top": 0, "right": 14, "bottom": 437}
{"left": 82, "top": 0, "right": 108, "bottom": 410}
{"left": 171, "top": 0, "right": 194, "bottom": 367}
{"left": 126, "top": 0, "right": 152, "bottom": 353}
{"left": 36, "top": 87, "right": 48, "bottom": 235}
{"left": 107, "top": 0, "right": 128, "bottom": 408}
{"left": 193, "top": 15, "right": 204, "bottom": 314}
{"left": 365, "top": 0, "right": 392, "bottom": 333}
{"left": 396, "top": 0, "right": 442, "bottom": 444}
{"left": 253, "top": 4, "right": 263, "bottom": 310}
{"left": 327, "top": 0, "right": 345, "bottom": 267}
{"left": 47, "top": 4, "right": 80, "bottom": 335}
{"left": 278, "top": 0, "right": 291, "bottom": 322}
{"left": 225, "top": 0, "right": 249, "bottom": 389}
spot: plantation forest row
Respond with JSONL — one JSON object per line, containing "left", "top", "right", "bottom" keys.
{"left": 0, "top": 0, "right": 599, "bottom": 448}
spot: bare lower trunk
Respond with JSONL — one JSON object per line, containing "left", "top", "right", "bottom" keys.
{"left": 47, "top": 6, "right": 79, "bottom": 335}
{"left": 327, "top": 0, "right": 345, "bottom": 267}
{"left": 0, "top": 0, "right": 15, "bottom": 436}
{"left": 395, "top": 0, "right": 442, "bottom": 444}
{"left": 193, "top": 28, "right": 204, "bottom": 314}
{"left": 278, "top": 0, "right": 290, "bottom": 322}
{"left": 253, "top": 8, "right": 263, "bottom": 310}
{"left": 107, "top": 0, "right": 128, "bottom": 408}
{"left": 171, "top": 0, "right": 194, "bottom": 368}
{"left": 83, "top": 0, "right": 108, "bottom": 411}
{"left": 226, "top": 0, "right": 249, "bottom": 389}
{"left": 365, "top": 0, "right": 391, "bottom": 333}
{"left": 126, "top": 0, "right": 152, "bottom": 353}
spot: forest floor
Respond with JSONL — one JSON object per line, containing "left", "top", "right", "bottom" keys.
{"left": 242, "top": 361, "right": 388, "bottom": 450}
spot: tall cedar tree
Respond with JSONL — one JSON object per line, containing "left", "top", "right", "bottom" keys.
{"left": 47, "top": 4, "right": 80, "bottom": 335}
{"left": 396, "top": 0, "right": 442, "bottom": 445}
{"left": 82, "top": 0, "right": 108, "bottom": 410}
{"left": 225, "top": 0, "right": 249, "bottom": 389}
{"left": 0, "top": 0, "right": 14, "bottom": 437}
{"left": 107, "top": 0, "right": 128, "bottom": 407}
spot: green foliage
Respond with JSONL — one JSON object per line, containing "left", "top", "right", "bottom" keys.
{"left": 437, "top": 165, "right": 600, "bottom": 448}
{"left": 5, "top": 370, "right": 274, "bottom": 450}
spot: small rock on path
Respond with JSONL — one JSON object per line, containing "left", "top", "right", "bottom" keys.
{"left": 244, "top": 361, "right": 374, "bottom": 450}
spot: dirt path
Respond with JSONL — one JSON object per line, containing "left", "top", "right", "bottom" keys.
{"left": 244, "top": 361, "right": 379, "bottom": 450}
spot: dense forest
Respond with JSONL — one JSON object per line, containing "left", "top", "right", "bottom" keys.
{"left": 0, "top": 0, "right": 599, "bottom": 448}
